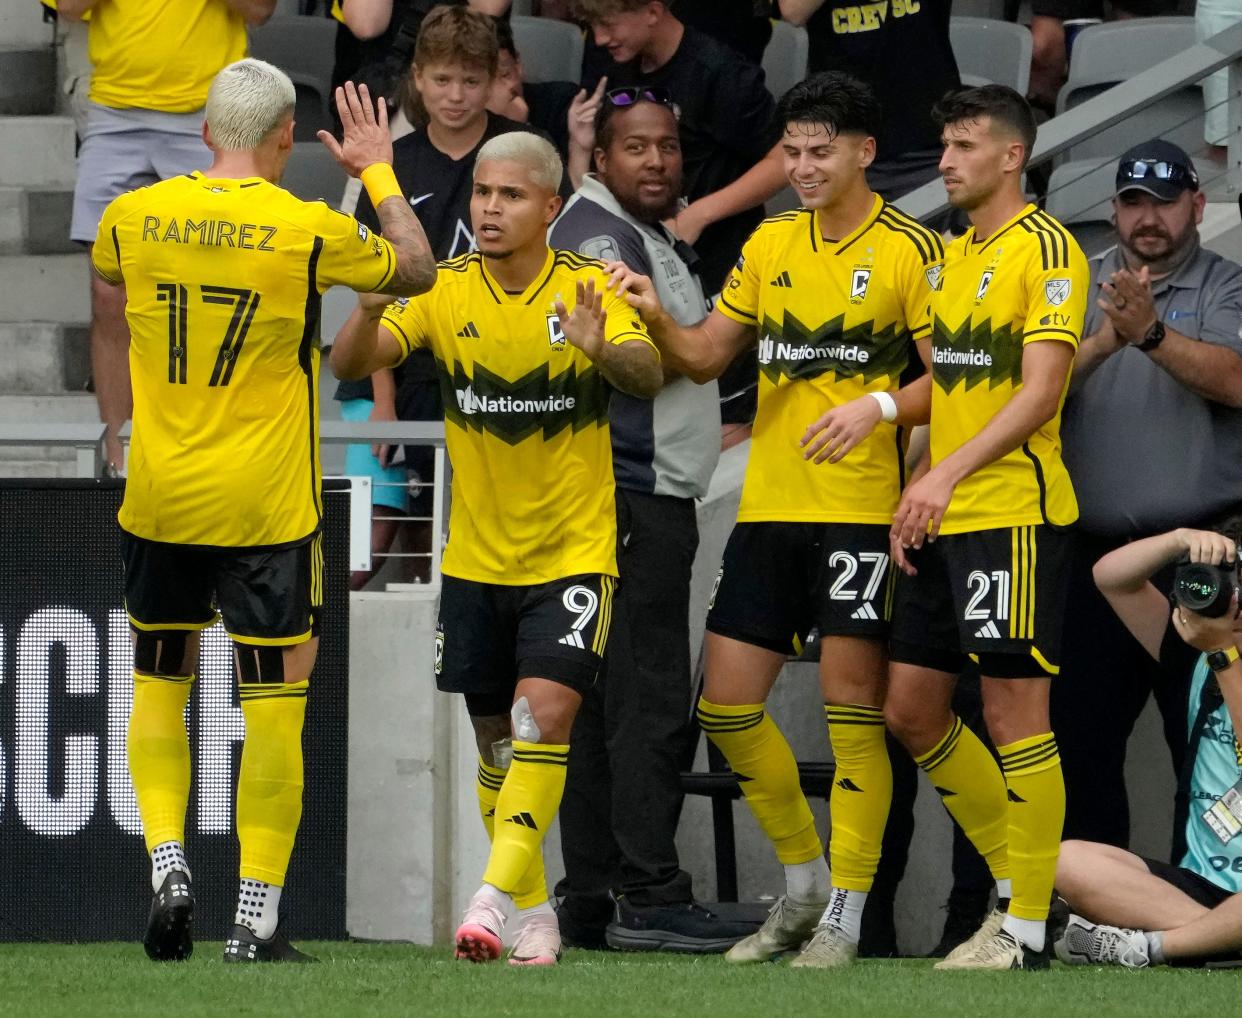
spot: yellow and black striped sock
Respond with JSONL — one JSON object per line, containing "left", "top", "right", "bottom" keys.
{"left": 697, "top": 698, "right": 822, "bottom": 865}
{"left": 914, "top": 716, "right": 1011, "bottom": 883}
{"left": 476, "top": 758, "right": 548, "bottom": 909}
{"left": 824, "top": 704, "right": 891, "bottom": 892}
{"left": 998, "top": 733, "right": 1064, "bottom": 922}
{"left": 128, "top": 672, "right": 194, "bottom": 851}
{"left": 482, "top": 741, "right": 568, "bottom": 894}
{"left": 236, "top": 680, "right": 308, "bottom": 885}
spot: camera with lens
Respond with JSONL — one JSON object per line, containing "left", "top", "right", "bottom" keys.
{"left": 1173, "top": 556, "right": 1240, "bottom": 619}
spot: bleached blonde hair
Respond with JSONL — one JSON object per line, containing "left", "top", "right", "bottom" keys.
{"left": 475, "top": 132, "right": 563, "bottom": 193}
{"left": 205, "top": 59, "right": 296, "bottom": 151}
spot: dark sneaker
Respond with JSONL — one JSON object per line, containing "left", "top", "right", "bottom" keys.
{"left": 605, "top": 897, "right": 760, "bottom": 954}
{"left": 223, "top": 922, "right": 317, "bottom": 963}
{"left": 144, "top": 870, "right": 194, "bottom": 962}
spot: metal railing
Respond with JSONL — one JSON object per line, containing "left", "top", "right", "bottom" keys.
{"left": 0, "top": 423, "right": 104, "bottom": 479}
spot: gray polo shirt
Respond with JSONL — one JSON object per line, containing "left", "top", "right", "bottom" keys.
{"left": 1062, "top": 242, "right": 1242, "bottom": 537}
{"left": 550, "top": 175, "right": 720, "bottom": 500}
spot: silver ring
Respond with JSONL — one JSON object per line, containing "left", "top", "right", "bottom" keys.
{"left": 1115, "top": 297, "right": 1128, "bottom": 310}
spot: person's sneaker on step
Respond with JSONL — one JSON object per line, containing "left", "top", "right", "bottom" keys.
{"left": 605, "top": 895, "right": 759, "bottom": 953}
{"left": 222, "top": 920, "right": 316, "bottom": 963}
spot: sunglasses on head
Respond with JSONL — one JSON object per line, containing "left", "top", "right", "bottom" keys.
{"left": 605, "top": 86, "right": 675, "bottom": 109}
{"left": 1117, "top": 158, "right": 1199, "bottom": 191}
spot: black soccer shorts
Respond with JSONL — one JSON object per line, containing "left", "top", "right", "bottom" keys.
{"left": 122, "top": 531, "right": 322, "bottom": 645}
{"left": 889, "top": 524, "right": 1073, "bottom": 677}
{"left": 435, "top": 573, "right": 616, "bottom": 704}
{"left": 706, "top": 521, "right": 894, "bottom": 655}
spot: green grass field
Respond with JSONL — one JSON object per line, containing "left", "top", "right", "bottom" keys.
{"left": 0, "top": 943, "right": 1237, "bottom": 1018}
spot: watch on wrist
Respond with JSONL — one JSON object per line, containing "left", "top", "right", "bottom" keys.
{"left": 1207, "top": 645, "right": 1241, "bottom": 672}
{"left": 1137, "top": 320, "right": 1166, "bottom": 352}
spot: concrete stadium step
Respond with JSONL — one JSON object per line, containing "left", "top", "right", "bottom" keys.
{"left": 0, "top": 186, "right": 76, "bottom": 254}
{"left": 0, "top": 0, "right": 54, "bottom": 48}
{"left": 0, "top": 46, "right": 56, "bottom": 115}
{"left": 0, "top": 253, "right": 90, "bottom": 322}
{"left": 0, "top": 322, "right": 90, "bottom": 393}
{"left": 0, "top": 393, "right": 103, "bottom": 477}
{"left": 0, "top": 116, "right": 76, "bottom": 187}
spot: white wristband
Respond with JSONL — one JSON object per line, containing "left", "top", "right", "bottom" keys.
{"left": 868, "top": 391, "right": 898, "bottom": 423}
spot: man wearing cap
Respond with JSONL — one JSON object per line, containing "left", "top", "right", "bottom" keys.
{"left": 1057, "top": 139, "right": 1242, "bottom": 849}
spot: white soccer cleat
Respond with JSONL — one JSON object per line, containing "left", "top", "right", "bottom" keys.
{"left": 725, "top": 896, "right": 826, "bottom": 963}
{"left": 508, "top": 912, "right": 562, "bottom": 966}
{"left": 940, "top": 907, "right": 1004, "bottom": 964}
{"left": 935, "top": 928, "right": 1050, "bottom": 971}
{"left": 1054, "top": 915, "right": 1150, "bottom": 969}
{"left": 788, "top": 924, "right": 858, "bottom": 969}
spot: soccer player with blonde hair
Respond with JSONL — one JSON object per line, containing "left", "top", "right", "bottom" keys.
{"left": 332, "top": 130, "right": 662, "bottom": 966}
{"left": 93, "top": 59, "right": 435, "bottom": 963}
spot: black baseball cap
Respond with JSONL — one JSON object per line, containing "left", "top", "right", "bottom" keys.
{"left": 1115, "top": 139, "right": 1199, "bottom": 200}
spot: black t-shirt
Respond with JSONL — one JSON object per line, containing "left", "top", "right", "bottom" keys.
{"left": 804, "top": 0, "right": 959, "bottom": 160}
{"left": 584, "top": 24, "right": 776, "bottom": 293}
{"left": 669, "top": 0, "right": 772, "bottom": 64}
{"left": 525, "top": 79, "right": 580, "bottom": 159}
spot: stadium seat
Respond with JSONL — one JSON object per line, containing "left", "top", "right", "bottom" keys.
{"left": 248, "top": 15, "right": 337, "bottom": 142}
{"left": 761, "top": 20, "right": 810, "bottom": 102}
{"left": 1055, "top": 17, "right": 1201, "bottom": 165}
{"left": 281, "top": 141, "right": 348, "bottom": 205}
{"left": 949, "top": 17, "right": 1032, "bottom": 95}
{"left": 511, "top": 15, "right": 584, "bottom": 84}
{"left": 1046, "top": 158, "right": 1118, "bottom": 257}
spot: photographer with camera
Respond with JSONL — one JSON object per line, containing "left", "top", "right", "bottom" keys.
{"left": 1053, "top": 523, "right": 1242, "bottom": 967}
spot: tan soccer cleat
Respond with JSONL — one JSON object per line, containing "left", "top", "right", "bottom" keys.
{"left": 935, "top": 928, "right": 1050, "bottom": 971}
{"left": 939, "top": 907, "right": 1004, "bottom": 964}
{"left": 725, "top": 896, "right": 826, "bottom": 963}
{"left": 789, "top": 924, "right": 858, "bottom": 969}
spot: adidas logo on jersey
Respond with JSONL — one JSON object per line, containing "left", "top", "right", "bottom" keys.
{"left": 456, "top": 321, "right": 480, "bottom": 338}
{"left": 850, "top": 603, "right": 879, "bottom": 621}
{"left": 558, "top": 630, "right": 586, "bottom": 649}
{"left": 503, "top": 812, "right": 539, "bottom": 829}
{"left": 974, "top": 620, "right": 1002, "bottom": 639}
{"left": 769, "top": 271, "right": 793, "bottom": 288}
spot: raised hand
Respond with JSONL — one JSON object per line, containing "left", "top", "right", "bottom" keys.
{"left": 554, "top": 278, "right": 607, "bottom": 361}
{"left": 567, "top": 76, "right": 607, "bottom": 156}
{"left": 317, "top": 82, "right": 393, "bottom": 178}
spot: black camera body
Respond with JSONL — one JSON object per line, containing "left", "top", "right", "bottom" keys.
{"left": 1173, "top": 556, "right": 1239, "bottom": 619}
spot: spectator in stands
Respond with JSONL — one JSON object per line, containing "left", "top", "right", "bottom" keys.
{"left": 777, "top": 0, "right": 960, "bottom": 201}
{"left": 1053, "top": 523, "right": 1242, "bottom": 970}
{"left": 550, "top": 90, "right": 752, "bottom": 953}
{"left": 59, "top": 0, "right": 276, "bottom": 473}
{"left": 669, "top": 0, "right": 772, "bottom": 64}
{"left": 329, "top": 0, "right": 509, "bottom": 119}
{"left": 1059, "top": 140, "right": 1242, "bottom": 849}
{"left": 340, "top": 5, "right": 554, "bottom": 578}
{"left": 1196, "top": 0, "right": 1242, "bottom": 155}
{"left": 93, "top": 64, "right": 435, "bottom": 963}
{"left": 570, "top": 0, "right": 779, "bottom": 435}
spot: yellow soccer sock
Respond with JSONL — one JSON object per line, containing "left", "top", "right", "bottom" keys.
{"left": 481, "top": 741, "right": 567, "bottom": 894}
{"left": 697, "top": 698, "right": 822, "bottom": 865}
{"left": 998, "top": 733, "right": 1065, "bottom": 923}
{"left": 128, "top": 672, "right": 194, "bottom": 851}
{"left": 824, "top": 704, "right": 892, "bottom": 892}
{"left": 237, "top": 680, "right": 308, "bottom": 885}
{"left": 914, "top": 716, "right": 1011, "bottom": 882}
{"left": 476, "top": 757, "right": 548, "bottom": 909}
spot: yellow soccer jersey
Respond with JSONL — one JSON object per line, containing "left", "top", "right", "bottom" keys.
{"left": 717, "top": 196, "right": 943, "bottom": 523}
{"left": 380, "top": 248, "right": 657, "bottom": 585}
{"left": 929, "top": 204, "right": 1088, "bottom": 534}
{"left": 87, "top": 0, "right": 246, "bottom": 112}
{"left": 93, "top": 171, "right": 398, "bottom": 547}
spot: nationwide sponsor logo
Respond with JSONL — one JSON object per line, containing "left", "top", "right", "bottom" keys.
{"left": 455, "top": 385, "right": 577, "bottom": 416}
{"left": 754, "top": 310, "right": 908, "bottom": 384}
{"left": 1045, "top": 278, "right": 1072, "bottom": 306}
{"left": 933, "top": 347, "right": 993, "bottom": 367}
{"left": 759, "top": 337, "right": 871, "bottom": 365}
